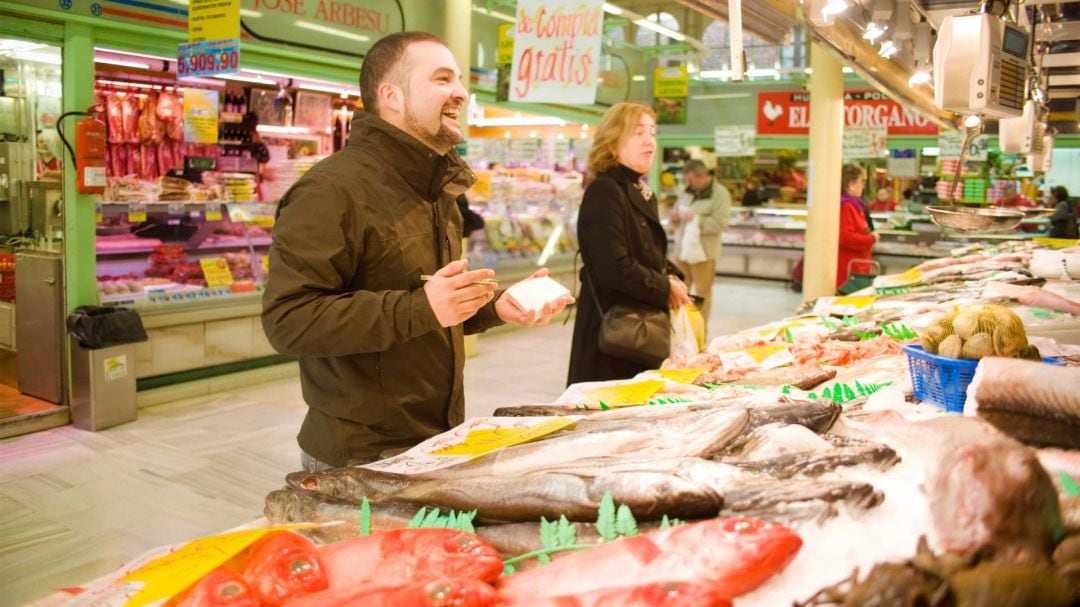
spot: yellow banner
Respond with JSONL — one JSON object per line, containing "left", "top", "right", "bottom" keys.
{"left": 188, "top": 0, "right": 240, "bottom": 43}
{"left": 182, "top": 88, "right": 219, "bottom": 144}
{"left": 654, "top": 66, "right": 689, "bottom": 98}
{"left": 432, "top": 417, "right": 576, "bottom": 456}
{"left": 1034, "top": 237, "right": 1080, "bottom": 249}
{"left": 497, "top": 23, "right": 514, "bottom": 65}
{"left": 199, "top": 258, "right": 234, "bottom": 288}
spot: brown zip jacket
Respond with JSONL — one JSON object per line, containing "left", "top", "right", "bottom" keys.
{"left": 262, "top": 111, "right": 503, "bottom": 466}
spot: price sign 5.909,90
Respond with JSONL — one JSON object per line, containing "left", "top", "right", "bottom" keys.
{"left": 177, "top": 38, "right": 240, "bottom": 78}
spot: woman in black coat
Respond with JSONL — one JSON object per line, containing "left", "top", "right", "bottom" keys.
{"left": 567, "top": 103, "right": 690, "bottom": 385}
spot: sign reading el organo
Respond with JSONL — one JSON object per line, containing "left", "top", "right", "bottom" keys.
{"left": 757, "top": 90, "right": 939, "bottom": 136}
{"left": 509, "top": 0, "right": 605, "bottom": 104}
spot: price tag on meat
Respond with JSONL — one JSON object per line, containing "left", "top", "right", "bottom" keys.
{"left": 199, "top": 258, "right": 234, "bottom": 287}
{"left": 176, "top": 38, "right": 240, "bottom": 78}
{"left": 127, "top": 203, "right": 147, "bottom": 223}
{"left": 204, "top": 203, "right": 222, "bottom": 221}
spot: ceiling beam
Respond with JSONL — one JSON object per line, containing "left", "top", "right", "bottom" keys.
{"left": 1043, "top": 52, "right": 1080, "bottom": 68}
{"left": 1049, "top": 88, "right": 1080, "bottom": 99}
{"left": 1039, "top": 21, "right": 1080, "bottom": 42}
{"left": 1050, "top": 73, "right": 1080, "bottom": 86}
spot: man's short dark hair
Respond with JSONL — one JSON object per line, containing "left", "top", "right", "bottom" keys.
{"left": 360, "top": 31, "right": 446, "bottom": 116}
{"left": 684, "top": 159, "right": 709, "bottom": 175}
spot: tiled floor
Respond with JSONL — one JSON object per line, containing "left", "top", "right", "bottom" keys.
{"left": 0, "top": 278, "right": 802, "bottom": 606}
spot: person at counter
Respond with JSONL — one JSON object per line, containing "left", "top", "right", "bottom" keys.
{"left": 669, "top": 159, "right": 730, "bottom": 326}
{"left": 995, "top": 184, "right": 1034, "bottom": 209}
{"left": 568, "top": 102, "right": 690, "bottom": 385}
{"left": 34, "top": 128, "right": 62, "bottom": 180}
{"left": 837, "top": 163, "right": 879, "bottom": 290}
{"left": 262, "top": 32, "right": 572, "bottom": 471}
{"left": 1048, "top": 186, "right": 1078, "bottom": 239}
{"left": 868, "top": 186, "right": 896, "bottom": 212}
{"left": 741, "top": 179, "right": 763, "bottom": 207}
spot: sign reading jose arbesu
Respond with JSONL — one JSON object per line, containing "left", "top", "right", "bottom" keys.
{"left": 509, "top": 0, "right": 604, "bottom": 104}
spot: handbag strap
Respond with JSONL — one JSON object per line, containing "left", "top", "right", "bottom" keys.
{"left": 581, "top": 260, "right": 607, "bottom": 318}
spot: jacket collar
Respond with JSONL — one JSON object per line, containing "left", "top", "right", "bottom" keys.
{"left": 685, "top": 182, "right": 713, "bottom": 200}
{"left": 600, "top": 164, "right": 660, "bottom": 223}
{"left": 348, "top": 111, "right": 475, "bottom": 200}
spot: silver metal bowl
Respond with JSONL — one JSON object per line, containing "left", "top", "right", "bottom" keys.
{"left": 925, "top": 206, "right": 1025, "bottom": 232}
{"left": 1019, "top": 207, "right": 1054, "bottom": 219}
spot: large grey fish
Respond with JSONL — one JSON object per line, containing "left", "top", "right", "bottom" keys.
{"left": 288, "top": 456, "right": 880, "bottom": 523}
{"left": 970, "top": 357, "right": 1080, "bottom": 450}
{"left": 265, "top": 488, "right": 421, "bottom": 543}
{"left": 719, "top": 431, "right": 900, "bottom": 478}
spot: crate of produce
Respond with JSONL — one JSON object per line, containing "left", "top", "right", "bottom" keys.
{"left": 901, "top": 344, "right": 1059, "bottom": 412}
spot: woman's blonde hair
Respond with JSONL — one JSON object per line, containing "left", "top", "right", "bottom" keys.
{"left": 587, "top": 103, "right": 656, "bottom": 176}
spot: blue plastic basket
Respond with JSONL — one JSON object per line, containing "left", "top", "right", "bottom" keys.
{"left": 902, "top": 344, "right": 1060, "bottom": 413}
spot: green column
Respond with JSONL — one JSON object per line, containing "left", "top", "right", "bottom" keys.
{"left": 62, "top": 22, "right": 97, "bottom": 312}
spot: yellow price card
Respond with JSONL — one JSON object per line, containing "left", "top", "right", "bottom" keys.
{"left": 832, "top": 295, "right": 877, "bottom": 309}
{"left": 251, "top": 215, "right": 275, "bottom": 227}
{"left": 654, "top": 368, "right": 705, "bottom": 384}
{"left": 261, "top": 256, "right": 270, "bottom": 273}
{"left": 584, "top": 380, "right": 665, "bottom": 407}
{"left": 1034, "top": 237, "right": 1080, "bottom": 249}
{"left": 205, "top": 202, "right": 223, "bottom": 221}
{"left": 432, "top": 417, "right": 576, "bottom": 456}
{"left": 199, "top": 257, "right": 234, "bottom": 288}
{"left": 128, "top": 203, "right": 147, "bottom": 224}
{"left": 720, "top": 344, "right": 793, "bottom": 371}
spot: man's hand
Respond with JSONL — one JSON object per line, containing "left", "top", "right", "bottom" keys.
{"left": 668, "top": 275, "right": 691, "bottom": 309}
{"left": 424, "top": 260, "right": 498, "bottom": 328}
{"left": 496, "top": 268, "right": 575, "bottom": 327}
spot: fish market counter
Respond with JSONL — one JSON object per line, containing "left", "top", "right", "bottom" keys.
{"left": 44, "top": 240, "right": 1080, "bottom": 605}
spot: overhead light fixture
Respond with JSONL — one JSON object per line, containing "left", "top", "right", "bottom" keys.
{"left": 471, "top": 6, "right": 517, "bottom": 22}
{"left": 699, "top": 69, "right": 733, "bottom": 79}
{"left": 94, "top": 57, "right": 152, "bottom": 69}
{"left": 878, "top": 40, "right": 899, "bottom": 59}
{"left": 863, "top": 22, "right": 886, "bottom": 41}
{"left": 245, "top": 68, "right": 296, "bottom": 79}
{"left": 0, "top": 41, "right": 45, "bottom": 52}
{"left": 963, "top": 114, "right": 982, "bottom": 128}
{"left": 295, "top": 20, "right": 370, "bottom": 42}
{"left": 908, "top": 21, "right": 933, "bottom": 87}
{"left": 891, "top": 0, "right": 913, "bottom": 41}
{"left": 213, "top": 73, "right": 267, "bottom": 84}
{"left": 631, "top": 75, "right": 646, "bottom": 82}
{"left": 747, "top": 68, "right": 780, "bottom": 78}
{"left": 842, "top": 66, "right": 854, "bottom": 73}
{"left": 634, "top": 18, "right": 686, "bottom": 42}
{"left": 239, "top": 8, "right": 261, "bottom": 17}
{"left": 602, "top": 2, "right": 623, "bottom": 15}
{"left": 821, "top": 0, "right": 849, "bottom": 17}
{"left": 689, "top": 92, "right": 751, "bottom": 100}
{"left": 257, "top": 125, "right": 322, "bottom": 135}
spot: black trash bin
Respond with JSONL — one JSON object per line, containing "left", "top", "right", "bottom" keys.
{"left": 67, "top": 306, "right": 148, "bottom": 431}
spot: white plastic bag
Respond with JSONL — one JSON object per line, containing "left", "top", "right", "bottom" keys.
{"left": 678, "top": 216, "right": 707, "bottom": 264}
{"left": 670, "top": 306, "right": 700, "bottom": 359}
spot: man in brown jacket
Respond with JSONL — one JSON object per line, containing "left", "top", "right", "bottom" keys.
{"left": 262, "top": 32, "right": 571, "bottom": 471}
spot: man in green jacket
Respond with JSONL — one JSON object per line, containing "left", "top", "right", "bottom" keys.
{"left": 262, "top": 32, "right": 571, "bottom": 471}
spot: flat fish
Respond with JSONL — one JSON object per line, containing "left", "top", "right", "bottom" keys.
{"left": 969, "top": 357, "right": 1080, "bottom": 449}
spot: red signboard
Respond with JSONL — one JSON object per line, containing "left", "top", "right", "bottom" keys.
{"left": 757, "top": 90, "right": 939, "bottom": 136}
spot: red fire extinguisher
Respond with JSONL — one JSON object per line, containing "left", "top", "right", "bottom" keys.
{"left": 58, "top": 107, "right": 107, "bottom": 194}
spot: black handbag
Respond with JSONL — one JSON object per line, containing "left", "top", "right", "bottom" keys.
{"left": 584, "top": 269, "right": 670, "bottom": 367}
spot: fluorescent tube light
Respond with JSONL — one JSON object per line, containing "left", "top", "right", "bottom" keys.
{"left": 602, "top": 3, "right": 623, "bottom": 15}
{"left": 295, "top": 20, "right": 370, "bottom": 42}
{"left": 634, "top": 18, "right": 685, "bottom": 42}
{"left": 95, "top": 58, "right": 152, "bottom": 69}
{"left": 471, "top": 6, "right": 517, "bottom": 22}
{"left": 95, "top": 47, "right": 171, "bottom": 62}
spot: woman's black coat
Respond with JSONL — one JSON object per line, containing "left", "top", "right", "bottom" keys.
{"left": 567, "top": 164, "right": 681, "bottom": 385}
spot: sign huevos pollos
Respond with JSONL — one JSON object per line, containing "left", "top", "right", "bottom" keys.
{"left": 757, "top": 90, "right": 939, "bottom": 136}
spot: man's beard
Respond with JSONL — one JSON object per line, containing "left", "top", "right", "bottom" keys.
{"left": 404, "top": 105, "right": 462, "bottom": 152}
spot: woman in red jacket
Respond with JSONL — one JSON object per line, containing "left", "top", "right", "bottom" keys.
{"left": 837, "top": 164, "right": 878, "bottom": 290}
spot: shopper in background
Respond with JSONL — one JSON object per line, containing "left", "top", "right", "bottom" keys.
{"left": 1048, "top": 186, "right": 1078, "bottom": 239}
{"left": 899, "top": 189, "right": 919, "bottom": 213}
{"left": 868, "top": 186, "right": 896, "bottom": 212}
{"left": 263, "top": 32, "right": 572, "bottom": 471}
{"left": 243, "top": 112, "right": 274, "bottom": 201}
{"left": 568, "top": 103, "right": 690, "bottom": 385}
{"left": 669, "top": 159, "right": 730, "bottom": 326}
{"left": 741, "top": 179, "right": 762, "bottom": 207}
{"left": 837, "top": 163, "right": 878, "bottom": 290}
{"left": 995, "top": 183, "right": 1034, "bottom": 209}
